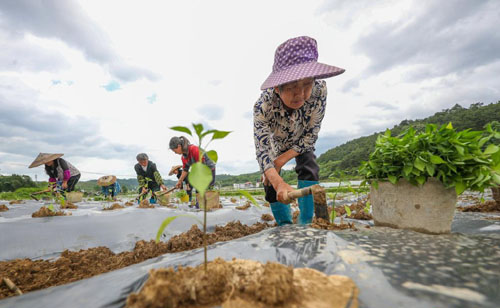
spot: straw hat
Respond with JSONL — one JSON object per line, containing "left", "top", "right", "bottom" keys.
{"left": 261, "top": 36, "right": 345, "bottom": 90}
{"left": 97, "top": 175, "right": 117, "bottom": 187}
{"left": 29, "top": 153, "right": 64, "bottom": 168}
{"left": 168, "top": 165, "right": 182, "bottom": 176}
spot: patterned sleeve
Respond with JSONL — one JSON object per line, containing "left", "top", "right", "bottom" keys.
{"left": 294, "top": 80, "right": 327, "bottom": 154}
{"left": 253, "top": 91, "right": 275, "bottom": 172}
{"left": 137, "top": 175, "right": 146, "bottom": 188}
{"left": 154, "top": 170, "right": 164, "bottom": 186}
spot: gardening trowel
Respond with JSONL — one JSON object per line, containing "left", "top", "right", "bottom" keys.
{"left": 284, "top": 184, "right": 329, "bottom": 220}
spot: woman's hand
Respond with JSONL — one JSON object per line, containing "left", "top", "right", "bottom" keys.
{"left": 141, "top": 187, "right": 147, "bottom": 194}
{"left": 175, "top": 180, "right": 182, "bottom": 189}
{"left": 62, "top": 181, "right": 68, "bottom": 190}
{"left": 276, "top": 181, "right": 294, "bottom": 204}
{"left": 160, "top": 184, "right": 167, "bottom": 191}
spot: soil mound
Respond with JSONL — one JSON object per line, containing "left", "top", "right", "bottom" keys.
{"left": 230, "top": 197, "right": 237, "bottom": 203}
{"left": 31, "top": 206, "right": 68, "bottom": 218}
{"left": 166, "top": 221, "right": 270, "bottom": 253}
{"left": 0, "top": 204, "right": 8, "bottom": 212}
{"left": 0, "top": 221, "right": 270, "bottom": 299}
{"left": 311, "top": 218, "right": 357, "bottom": 231}
{"left": 125, "top": 201, "right": 134, "bottom": 206}
{"left": 261, "top": 214, "right": 274, "bottom": 221}
{"left": 458, "top": 200, "right": 500, "bottom": 212}
{"left": 138, "top": 200, "right": 155, "bottom": 208}
{"left": 126, "top": 258, "right": 358, "bottom": 308}
{"left": 103, "top": 203, "right": 125, "bottom": 211}
{"left": 61, "top": 202, "right": 78, "bottom": 209}
{"left": 235, "top": 201, "right": 251, "bottom": 210}
{"left": 9, "top": 200, "right": 23, "bottom": 205}
{"left": 263, "top": 202, "right": 270, "bottom": 207}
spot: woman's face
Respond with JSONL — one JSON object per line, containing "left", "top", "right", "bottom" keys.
{"left": 45, "top": 160, "right": 54, "bottom": 167}
{"left": 275, "top": 78, "right": 314, "bottom": 110}
{"left": 138, "top": 159, "right": 148, "bottom": 167}
{"left": 172, "top": 145, "right": 183, "bottom": 155}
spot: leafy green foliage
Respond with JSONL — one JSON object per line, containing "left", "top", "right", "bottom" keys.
{"left": 360, "top": 123, "right": 500, "bottom": 194}
{"left": 0, "top": 175, "right": 37, "bottom": 192}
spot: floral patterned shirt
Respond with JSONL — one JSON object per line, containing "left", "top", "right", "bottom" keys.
{"left": 253, "top": 80, "right": 327, "bottom": 172}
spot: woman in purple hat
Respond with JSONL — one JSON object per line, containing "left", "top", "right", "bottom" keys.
{"left": 254, "top": 36, "right": 345, "bottom": 226}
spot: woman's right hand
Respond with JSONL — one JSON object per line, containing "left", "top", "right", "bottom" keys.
{"left": 141, "top": 187, "right": 147, "bottom": 194}
{"left": 276, "top": 181, "right": 294, "bottom": 204}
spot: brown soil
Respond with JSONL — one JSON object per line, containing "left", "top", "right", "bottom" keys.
{"left": 292, "top": 210, "right": 300, "bottom": 224}
{"left": 126, "top": 258, "right": 358, "bottom": 308}
{"left": 61, "top": 202, "right": 78, "bottom": 209}
{"left": 103, "top": 203, "right": 125, "bottom": 211}
{"left": 230, "top": 197, "right": 237, "bottom": 203}
{"left": 0, "top": 221, "right": 271, "bottom": 299}
{"left": 125, "top": 201, "right": 134, "bottom": 206}
{"left": 261, "top": 214, "right": 274, "bottom": 222}
{"left": 31, "top": 206, "right": 69, "bottom": 218}
{"left": 0, "top": 204, "right": 8, "bottom": 212}
{"left": 458, "top": 200, "right": 500, "bottom": 212}
{"left": 484, "top": 216, "right": 500, "bottom": 221}
{"left": 235, "top": 201, "right": 251, "bottom": 210}
{"left": 311, "top": 218, "right": 357, "bottom": 231}
{"left": 332, "top": 198, "right": 373, "bottom": 220}
{"left": 263, "top": 202, "right": 270, "bottom": 207}
{"left": 138, "top": 200, "right": 155, "bottom": 208}
{"left": 9, "top": 200, "right": 23, "bottom": 205}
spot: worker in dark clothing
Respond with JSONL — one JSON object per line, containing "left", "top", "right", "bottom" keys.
{"left": 134, "top": 153, "right": 166, "bottom": 203}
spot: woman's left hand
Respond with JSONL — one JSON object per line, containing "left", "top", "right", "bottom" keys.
{"left": 62, "top": 182, "right": 68, "bottom": 190}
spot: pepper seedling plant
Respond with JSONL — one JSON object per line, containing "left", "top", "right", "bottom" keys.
{"left": 157, "top": 123, "right": 231, "bottom": 270}
{"left": 360, "top": 122, "right": 500, "bottom": 194}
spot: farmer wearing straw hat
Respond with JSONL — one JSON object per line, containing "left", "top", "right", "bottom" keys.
{"left": 29, "top": 153, "right": 81, "bottom": 192}
{"left": 168, "top": 165, "right": 193, "bottom": 202}
{"left": 97, "top": 175, "right": 121, "bottom": 200}
{"left": 254, "top": 36, "right": 345, "bottom": 226}
{"left": 134, "top": 153, "right": 166, "bottom": 203}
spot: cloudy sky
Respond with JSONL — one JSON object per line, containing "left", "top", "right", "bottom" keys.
{"left": 1, "top": 0, "right": 499, "bottom": 181}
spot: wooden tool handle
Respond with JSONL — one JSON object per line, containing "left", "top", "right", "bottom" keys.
{"left": 285, "top": 186, "right": 313, "bottom": 203}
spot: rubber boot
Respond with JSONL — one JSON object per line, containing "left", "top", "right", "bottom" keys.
{"left": 298, "top": 180, "right": 318, "bottom": 224}
{"left": 149, "top": 197, "right": 157, "bottom": 204}
{"left": 270, "top": 202, "right": 292, "bottom": 226}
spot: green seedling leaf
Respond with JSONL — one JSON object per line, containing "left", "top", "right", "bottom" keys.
{"left": 48, "top": 204, "right": 55, "bottom": 212}
{"left": 364, "top": 201, "right": 371, "bottom": 214}
{"left": 492, "top": 173, "right": 500, "bottom": 185}
{"left": 388, "top": 175, "right": 398, "bottom": 185}
{"left": 430, "top": 155, "right": 446, "bottom": 164}
{"left": 344, "top": 205, "right": 351, "bottom": 217}
{"left": 455, "top": 182, "right": 466, "bottom": 195}
{"left": 426, "top": 164, "right": 435, "bottom": 176}
{"left": 403, "top": 165, "right": 413, "bottom": 176}
{"left": 237, "top": 190, "right": 261, "bottom": 209}
{"left": 330, "top": 207, "right": 336, "bottom": 223}
{"left": 372, "top": 180, "right": 379, "bottom": 190}
{"left": 206, "top": 150, "right": 218, "bottom": 163}
{"left": 188, "top": 162, "right": 212, "bottom": 195}
{"left": 480, "top": 196, "right": 485, "bottom": 203}
{"left": 156, "top": 214, "right": 202, "bottom": 243}
{"left": 416, "top": 176, "right": 426, "bottom": 186}
{"left": 484, "top": 144, "right": 499, "bottom": 155}
{"left": 170, "top": 126, "right": 192, "bottom": 136}
{"left": 193, "top": 123, "right": 204, "bottom": 139}
{"left": 414, "top": 158, "right": 425, "bottom": 171}
{"left": 211, "top": 130, "right": 231, "bottom": 141}
{"left": 347, "top": 184, "right": 356, "bottom": 194}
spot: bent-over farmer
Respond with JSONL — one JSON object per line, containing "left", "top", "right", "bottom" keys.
{"left": 97, "top": 175, "right": 121, "bottom": 200}
{"left": 254, "top": 36, "right": 345, "bottom": 225}
{"left": 29, "top": 153, "right": 81, "bottom": 192}
{"left": 134, "top": 153, "right": 166, "bottom": 203}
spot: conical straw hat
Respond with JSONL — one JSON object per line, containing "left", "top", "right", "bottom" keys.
{"left": 29, "top": 153, "right": 64, "bottom": 168}
{"left": 168, "top": 165, "right": 182, "bottom": 176}
{"left": 97, "top": 175, "right": 117, "bottom": 186}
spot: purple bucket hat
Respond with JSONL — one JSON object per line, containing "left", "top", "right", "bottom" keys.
{"left": 261, "top": 36, "right": 345, "bottom": 90}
